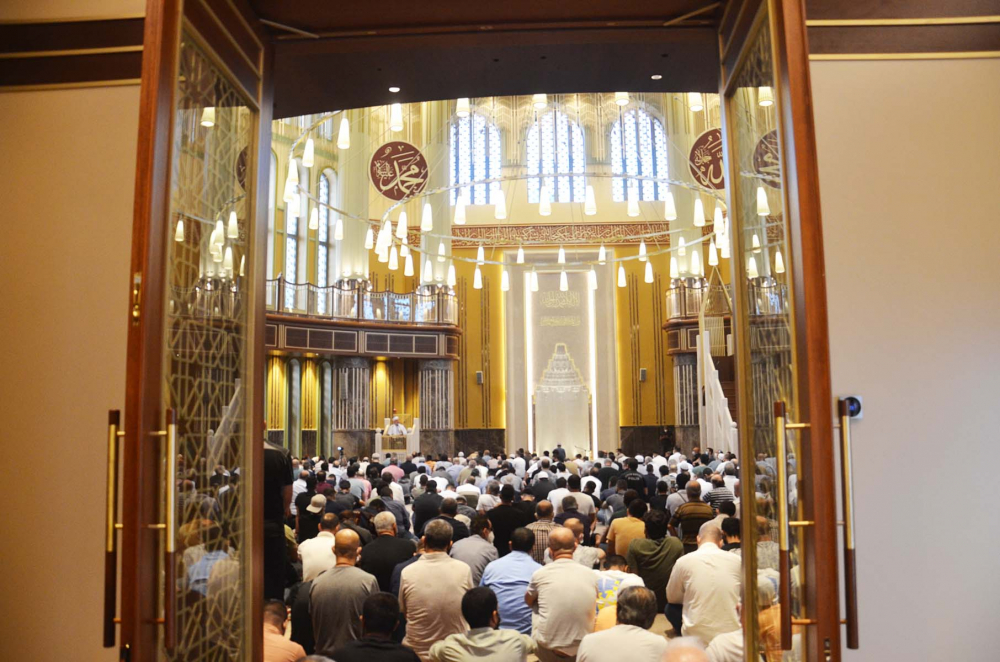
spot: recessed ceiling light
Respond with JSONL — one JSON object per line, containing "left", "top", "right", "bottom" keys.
{"left": 651, "top": 74, "right": 663, "bottom": 80}
{"left": 389, "top": 86, "right": 400, "bottom": 93}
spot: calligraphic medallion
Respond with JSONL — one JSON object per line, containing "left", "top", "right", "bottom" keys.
{"left": 688, "top": 128, "right": 725, "bottom": 190}
{"left": 753, "top": 129, "right": 781, "bottom": 189}
{"left": 369, "top": 141, "right": 429, "bottom": 201}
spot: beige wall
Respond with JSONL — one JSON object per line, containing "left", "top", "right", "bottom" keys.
{"left": 813, "top": 59, "right": 1000, "bottom": 661}
{"left": 0, "top": 86, "right": 139, "bottom": 660}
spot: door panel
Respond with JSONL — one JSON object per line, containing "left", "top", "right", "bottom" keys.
{"left": 719, "top": 1, "right": 840, "bottom": 661}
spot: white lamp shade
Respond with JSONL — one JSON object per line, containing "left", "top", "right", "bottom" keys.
{"left": 421, "top": 203, "right": 433, "bottom": 232}
{"left": 396, "top": 211, "right": 408, "bottom": 238}
{"left": 501, "top": 268, "right": 510, "bottom": 292}
{"left": 557, "top": 246, "right": 566, "bottom": 264}
{"left": 664, "top": 191, "right": 677, "bottom": 221}
{"left": 404, "top": 253, "right": 414, "bottom": 276}
{"left": 400, "top": 241, "right": 409, "bottom": 257}
{"left": 282, "top": 158, "right": 298, "bottom": 203}
{"left": 447, "top": 262, "right": 457, "bottom": 286}
{"left": 638, "top": 240, "right": 647, "bottom": 262}
{"left": 688, "top": 92, "right": 704, "bottom": 111}
{"left": 473, "top": 266, "right": 483, "bottom": 289}
{"left": 693, "top": 198, "right": 706, "bottom": 227}
{"left": 644, "top": 260, "right": 654, "bottom": 283}
{"left": 477, "top": 244, "right": 485, "bottom": 264}
{"left": 758, "top": 86, "right": 774, "bottom": 107}
{"left": 302, "top": 138, "right": 315, "bottom": 168}
{"left": 423, "top": 258, "right": 433, "bottom": 281}
{"left": 614, "top": 91, "right": 629, "bottom": 106}
{"left": 377, "top": 245, "right": 389, "bottom": 263}
{"left": 200, "top": 106, "right": 215, "bottom": 127}
{"left": 228, "top": 210, "right": 239, "bottom": 238}
{"left": 598, "top": 244, "right": 606, "bottom": 265}
{"left": 670, "top": 256, "right": 680, "bottom": 279}
{"left": 690, "top": 248, "right": 701, "bottom": 276}
{"left": 618, "top": 265, "right": 627, "bottom": 288}
{"left": 334, "top": 217, "right": 343, "bottom": 241}
{"left": 309, "top": 207, "right": 319, "bottom": 230}
{"left": 516, "top": 246, "right": 525, "bottom": 264}
{"left": 720, "top": 233, "right": 731, "bottom": 259}
{"left": 364, "top": 227, "right": 374, "bottom": 250}
{"left": 388, "top": 245, "right": 399, "bottom": 270}
{"left": 437, "top": 241, "right": 447, "bottom": 262}
{"left": 559, "top": 270, "right": 569, "bottom": 292}
{"left": 223, "top": 245, "right": 234, "bottom": 272}
{"left": 213, "top": 246, "right": 223, "bottom": 263}
{"left": 337, "top": 117, "right": 351, "bottom": 149}
{"left": 627, "top": 185, "right": 640, "bottom": 217}
{"left": 532, "top": 93, "right": 547, "bottom": 110}
{"left": 756, "top": 186, "right": 771, "bottom": 216}
{"left": 174, "top": 219, "right": 184, "bottom": 242}
{"left": 494, "top": 189, "right": 507, "bottom": 220}
{"left": 456, "top": 97, "right": 471, "bottom": 118}
{"left": 214, "top": 219, "right": 225, "bottom": 246}
{"left": 678, "top": 237, "right": 686, "bottom": 256}
{"left": 239, "top": 255, "right": 245, "bottom": 277}
{"left": 775, "top": 249, "right": 785, "bottom": 273}
{"left": 752, "top": 232, "right": 762, "bottom": 253}
{"left": 389, "top": 103, "right": 403, "bottom": 132}
{"left": 584, "top": 185, "right": 597, "bottom": 216}
{"left": 713, "top": 204, "right": 724, "bottom": 228}
{"left": 708, "top": 238, "right": 719, "bottom": 266}
{"left": 748, "top": 255, "right": 759, "bottom": 278}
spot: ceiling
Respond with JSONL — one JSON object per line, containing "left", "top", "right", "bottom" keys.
{"left": 248, "top": 0, "right": 725, "bottom": 118}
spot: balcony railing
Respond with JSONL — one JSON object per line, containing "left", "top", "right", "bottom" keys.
{"left": 266, "top": 277, "right": 459, "bottom": 326}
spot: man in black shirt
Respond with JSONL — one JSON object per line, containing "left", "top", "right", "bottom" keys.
{"left": 358, "top": 511, "right": 417, "bottom": 592}
{"left": 531, "top": 471, "right": 556, "bottom": 500}
{"left": 643, "top": 464, "right": 659, "bottom": 500}
{"left": 400, "top": 455, "right": 417, "bottom": 476}
{"left": 596, "top": 459, "right": 620, "bottom": 491}
{"left": 263, "top": 440, "right": 292, "bottom": 600}
{"left": 721, "top": 516, "right": 741, "bottom": 551}
{"left": 487, "top": 485, "right": 531, "bottom": 557}
{"left": 552, "top": 443, "right": 567, "bottom": 462}
{"left": 424, "top": 498, "right": 470, "bottom": 542}
{"left": 620, "top": 458, "right": 646, "bottom": 494}
{"left": 412, "top": 480, "right": 444, "bottom": 535}
{"left": 334, "top": 592, "right": 420, "bottom": 662}
{"left": 649, "top": 480, "right": 670, "bottom": 512}
{"left": 294, "top": 474, "right": 318, "bottom": 519}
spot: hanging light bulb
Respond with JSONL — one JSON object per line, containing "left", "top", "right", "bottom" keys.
{"left": 239, "top": 254, "right": 245, "bottom": 277}
{"left": 664, "top": 191, "right": 677, "bottom": 221}
{"left": 690, "top": 248, "right": 701, "bottom": 276}
{"left": 210, "top": 239, "right": 221, "bottom": 260}
{"left": 598, "top": 244, "right": 607, "bottom": 265}
{"left": 174, "top": 218, "right": 184, "bottom": 242}
{"left": 758, "top": 86, "right": 774, "bottom": 107}
{"left": 309, "top": 206, "right": 319, "bottom": 230}
{"left": 437, "top": 241, "right": 447, "bottom": 263}
{"left": 670, "top": 256, "right": 680, "bottom": 279}
{"left": 748, "top": 255, "right": 759, "bottom": 278}
{"left": 364, "top": 226, "right": 374, "bottom": 250}
{"left": 708, "top": 237, "right": 719, "bottom": 266}
{"left": 477, "top": 244, "right": 485, "bottom": 264}
{"left": 473, "top": 265, "right": 483, "bottom": 290}
{"left": 617, "top": 264, "right": 627, "bottom": 288}
{"left": 454, "top": 191, "right": 467, "bottom": 225}
{"left": 283, "top": 158, "right": 298, "bottom": 203}
{"left": 752, "top": 232, "right": 762, "bottom": 253}
{"left": 627, "top": 184, "right": 640, "bottom": 217}
{"left": 424, "top": 257, "right": 433, "bottom": 281}
{"left": 404, "top": 252, "right": 414, "bottom": 277}
{"left": 378, "top": 219, "right": 393, "bottom": 252}
{"left": 302, "top": 137, "right": 315, "bottom": 168}
{"left": 389, "top": 103, "right": 404, "bottom": 132}
{"left": 456, "top": 97, "right": 471, "bottom": 118}
{"left": 644, "top": 260, "right": 654, "bottom": 284}
{"left": 678, "top": 237, "right": 686, "bottom": 256}
{"left": 539, "top": 185, "right": 552, "bottom": 216}
{"left": 400, "top": 240, "right": 409, "bottom": 258}
{"left": 421, "top": 202, "right": 433, "bottom": 232}
{"left": 614, "top": 91, "right": 629, "bottom": 106}
{"left": 557, "top": 246, "right": 566, "bottom": 265}
{"left": 532, "top": 93, "right": 548, "bottom": 110}
{"left": 494, "top": 188, "right": 507, "bottom": 220}
{"left": 214, "top": 218, "right": 225, "bottom": 247}
{"left": 588, "top": 268, "right": 598, "bottom": 291}
{"left": 388, "top": 245, "right": 399, "bottom": 270}
{"left": 377, "top": 245, "right": 389, "bottom": 263}
{"left": 223, "top": 245, "right": 234, "bottom": 272}
{"left": 638, "top": 240, "right": 647, "bottom": 262}
{"left": 693, "top": 198, "right": 706, "bottom": 227}
{"left": 531, "top": 269, "right": 539, "bottom": 292}
{"left": 584, "top": 184, "right": 597, "bottom": 216}
{"left": 447, "top": 262, "right": 457, "bottom": 287}
{"left": 200, "top": 106, "right": 215, "bottom": 127}
{"left": 756, "top": 186, "right": 771, "bottom": 216}
{"left": 713, "top": 203, "right": 724, "bottom": 228}
{"left": 334, "top": 217, "right": 343, "bottom": 241}
{"left": 395, "top": 211, "right": 408, "bottom": 239}
{"left": 688, "top": 92, "right": 704, "bottom": 112}
{"left": 559, "top": 270, "right": 569, "bottom": 292}
{"left": 516, "top": 245, "right": 525, "bottom": 264}
{"left": 501, "top": 268, "right": 510, "bottom": 292}
{"left": 775, "top": 249, "right": 786, "bottom": 274}
{"left": 226, "top": 210, "right": 239, "bottom": 239}
{"left": 720, "top": 233, "right": 731, "bottom": 259}
{"left": 337, "top": 116, "right": 350, "bottom": 149}
{"left": 213, "top": 245, "right": 223, "bottom": 263}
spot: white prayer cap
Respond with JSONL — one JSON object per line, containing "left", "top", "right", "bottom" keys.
{"left": 679, "top": 461, "right": 693, "bottom": 472}
{"left": 536, "top": 471, "right": 549, "bottom": 480}
{"left": 458, "top": 451, "right": 465, "bottom": 457}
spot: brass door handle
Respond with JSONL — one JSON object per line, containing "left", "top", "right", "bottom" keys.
{"left": 838, "top": 399, "right": 859, "bottom": 649}
{"left": 773, "top": 402, "right": 792, "bottom": 650}
{"left": 163, "top": 408, "right": 178, "bottom": 651}
{"left": 103, "top": 410, "right": 122, "bottom": 648}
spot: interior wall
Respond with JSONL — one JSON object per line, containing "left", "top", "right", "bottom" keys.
{"left": 812, "top": 58, "right": 1000, "bottom": 661}
{"left": 0, "top": 85, "right": 139, "bottom": 661}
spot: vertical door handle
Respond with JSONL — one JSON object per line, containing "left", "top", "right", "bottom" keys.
{"left": 104, "top": 410, "right": 122, "bottom": 647}
{"left": 163, "top": 409, "right": 178, "bottom": 651}
{"left": 838, "top": 399, "right": 860, "bottom": 649}
{"left": 773, "top": 401, "right": 792, "bottom": 650}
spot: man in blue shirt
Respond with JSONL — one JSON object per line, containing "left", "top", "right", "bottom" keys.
{"left": 479, "top": 527, "right": 540, "bottom": 634}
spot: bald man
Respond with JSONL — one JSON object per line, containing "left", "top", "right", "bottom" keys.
{"left": 525, "top": 526, "right": 598, "bottom": 661}
{"left": 662, "top": 637, "right": 711, "bottom": 662}
{"left": 310, "top": 529, "right": 380, "bottom": 656}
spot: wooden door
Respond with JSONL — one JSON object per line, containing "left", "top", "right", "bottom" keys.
{"left": 718, "top": 1, "right": 849, "bottom": 660}
{"left": 110, "top": 1, "right": 272, "bottom": 660}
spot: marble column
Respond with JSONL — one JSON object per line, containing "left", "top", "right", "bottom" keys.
{"left": 332, "top": 356, "right": 375, "bottom": 458}
{"left": 419, "top": 359, "right": 455, "bottom": 456}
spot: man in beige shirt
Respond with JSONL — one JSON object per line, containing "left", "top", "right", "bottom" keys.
{"left": 262, "top": 599, "right": 305, "bottom": 662}
{"left": 429, "top": 587, "right": 536, "bottom": 662}
{"left": 400, "top": 519, "right": 475, "bottom": 661}
{"left": 605, "top": 499, "right": 648, "bottom": 557}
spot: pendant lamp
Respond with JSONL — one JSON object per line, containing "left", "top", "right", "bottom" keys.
{"left": 302, "top": 138, "right": 314, "bottom": 168}
{"left": 337, "top": 117, "right": 351, "bottom": 149}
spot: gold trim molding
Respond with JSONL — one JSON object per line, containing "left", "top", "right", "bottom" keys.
{"left": 0, "top": 78, "right": 141, "bottom": 92}
{"left": 0, "top": 45, "right": 143, "bottom": 59}
{"left": 451, "top": 222, "right": 671, "bottom": 248}
{"left": 807, "top": 16, "right": 1000, "bottom": 27}
{"left": 810, "top": 51, "right": 1000, "bottom": 61}
{"left": 0, "top": 13, "right": 145, "bottom": 25}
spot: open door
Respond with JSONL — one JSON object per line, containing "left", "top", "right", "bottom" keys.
{"left": 108, "top": 1, "right": 272, "bottom": 660}
{"left": 718, "top": 1, "right": 851, "bottom": 661}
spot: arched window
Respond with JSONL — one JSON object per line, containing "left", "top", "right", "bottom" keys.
{"left": 450, "top": 112, "right": 502, "bottom": 205}
{"left": 266, "top": 151, "right": 277, "bottom": 279}
{"left": 283, "top": 159, "right": 308, "bottom": 309}
{"left": 526, "top": 110, "right": 586, "bottom": 204}
{"left": 316, "top": 170, "right": 336, "bottom": 313}
{"left": 610, "top": 108, "right": 669, "bottom": 202}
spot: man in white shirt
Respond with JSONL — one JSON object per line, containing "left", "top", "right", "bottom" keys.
{"left": 666, "top": 522, "right": 742, "bottom": 646}
{"left": 290, "top": 470, "right": 309, "bottom": 516}
{"left": 297, "top": 513, "right": 339, "bottom": 581}
{"left": 525, "top": 527, "right": 598, "bottom": 661}
{"left": 510, "top": 453, "right": 527, "bottom": 477}
{"left": 576, "top": 586, "right": 666, "bottom": 662}
{"left": 385, "top": 416, "right": 407, "bottom": 436}
{"left": 546, "top": 477, "right": 571, "bottom": 516}
{"left": 666, "top": 473, "right": 691, "bottom": 519}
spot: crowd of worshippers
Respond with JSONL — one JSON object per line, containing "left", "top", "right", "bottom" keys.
{"left": 244, "top": 443, "right": 795, "bottom": 662}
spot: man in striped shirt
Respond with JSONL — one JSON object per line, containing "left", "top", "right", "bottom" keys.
{"left": 526, "top": 500, "right": 558, "bottom": 565}
{"left": 703, "top": 475, "right": 736, "bottom": 512}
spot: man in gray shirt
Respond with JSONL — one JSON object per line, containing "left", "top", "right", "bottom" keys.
{"left": 449, "top": 515, "right": 498, "bottom": 585}
{"left": 310, "top": 528, "right": 380, "bottom": 656}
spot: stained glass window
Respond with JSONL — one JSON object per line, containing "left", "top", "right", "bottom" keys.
{"left": 449, "top": 112, "right": 502, "bottom": 205}
{"left": 610, "top": 108, "right": 669, "bottom": 202}
{"left": 526, "top": 110, "right": 586, "bottom": 204}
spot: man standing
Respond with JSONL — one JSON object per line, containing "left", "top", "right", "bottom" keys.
{"left": 666, "top": 523, "right": 742, "bottom": 645}
{"left": 413, "top": 480, "right": 444, "bottom": 535}
{"left": 386, "top": 415, "right": 408, "bottom": 436}
{"left": 400, "top": 520, "right": 475, "bottom": 661}
{"left": 487, "top": 485, "right": 531, "bottom": 557}
{"left": 670, "top": 482, "right": 715, "bottom": 554}
{"left": 449, "top": 515, "right": 498, "bottom": 585}
{"left": 263, "top": 439, "right": 293, "bottom": 600}
{"left": 666, "top": 473, "right": 690, "bottom": 519}
{"left": 526, "top": 501, "right": 558, "bottom": 565}
{"left": 429, "top": 587, "right": 537, "bottom": 662}
{"left": 553, "top": 443, "right": 567, "bottom": 462}
{"left": 576, "top": 587, "right": 667, "bottom": 662}
{"left": 525, "top": 527, "right": 598, "bottom": 661}
{"left": 358, "top": 512, "right": 417, "bottom": 592}
{"left": 297, "top": 513, "right": 339, "bottom": 582}
{"left": 479, "top": 528, "right": 540, "bottom": 635}
{"left": 626, "top": 509, "right": 684, "bottom": 612}
{"left": 310, "top": 529, "right": 380, "bottom": 656}
{"left": 333, "top": 593, "right": 421, "bottom": 662}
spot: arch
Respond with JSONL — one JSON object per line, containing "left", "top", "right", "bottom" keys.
{"left": 526, "top": 109, "right": 587, "bottom": 204}
{"left": 610, "top": 107, "right": 670, "bottom": 202}
{"left": 450, "top": 111, "right": 502, "bottom": 205}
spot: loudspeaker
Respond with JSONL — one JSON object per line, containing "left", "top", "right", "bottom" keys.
{"left": 639, "top": 368, "right": 647, "bottom": 382}
{"left": 476, "top": 371, "right": 484, "bottom": 385}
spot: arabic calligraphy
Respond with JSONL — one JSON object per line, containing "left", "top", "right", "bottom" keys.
{"left": 688, "top": 129, "right": 725, "bottom": 190}
{"left": 369, "top": 141, "right": 429, "bottom": 201}
{"left": 753, "top": 130, "right": 781, "bottom": 189}
{"left": 540, "top": 291, "right": 580, "bottom": 309}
